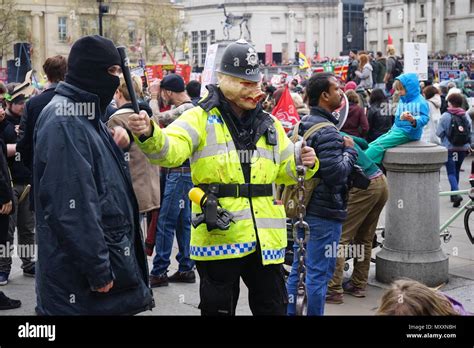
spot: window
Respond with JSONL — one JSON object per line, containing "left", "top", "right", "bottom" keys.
{"left": 420, "top": 4, "right": 425, "bottom": 18}
{"left": 271, "top": 17, "right": 280, "bottom": 32}
{"left": 200, "top": 42, "right": 207, "bottom": 65}
{"left": 58, "top": 17, "right": 67, "bottom": 42}
{"left": 17, "top": 16, "right": 28, "bottom": 41}
{"left": 149, "top": 31, "right": 158, "bottom": 46}
{"left": 210, "top": 29, "right": 215, "bottom": 44}
{"left": 191, "top": 31, "right": 198, "bottom": 42}
{"left": 448, "top": 34, "right": 457, "bottom": 53}
{"left": 467, "top": 32, "right": 474, "bottom": 50}
{"left": 471, "top": 0, "right": 474, "bottom": 13}
{"left": 386, "top": 11, "right": 391, "bottom": 25}
{"left": 297, "top": 19, "right": 303, "bottom": 33}
{"left": 200, "top": 30, "right": 207, "bottom": 42}
{"left": 81, "top": 17, "right": 98, "bottom": 36}
{"left": 128, "top": 21, "right": 136, "bottom": 44}
{"left": 192, "top": 43, "right": 198, "bottom": 65}
{"left": 449, "top": 1, "right": 455, "bottom": 15}
{"left": 417, "top": 35, "right": 427, "bottom": 43}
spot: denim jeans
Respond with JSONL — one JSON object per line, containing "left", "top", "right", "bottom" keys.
{"left": 287, "top": 214, "right": 342, "bottom": 316}
{"left": 446, "top": 150, "right": 467, "bottom": 192}
{"left": 151, "top": 171, "right": 195, "bottom": 276}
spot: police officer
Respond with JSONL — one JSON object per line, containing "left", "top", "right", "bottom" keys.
{"left": 129, "top": 39, "right": 318, "bottom": 315}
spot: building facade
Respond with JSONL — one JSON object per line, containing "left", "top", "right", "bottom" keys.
{"left": 1, "top": 0, "right": 182, "bottom": 77}
{"left": 364, "top": 0, "right": 474, "bottom": 56}
{"left": 180, "top": 0, "right": 358, "bottom": 69}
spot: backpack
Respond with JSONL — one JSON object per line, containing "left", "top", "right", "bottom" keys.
{"left": 390, "top": 56, "right": 403, "bottom": 79}
{"left": 278, "top": 121, "right": 336, "bottom": 218}
{"left": 447, "top": 113, "right": 471, "bottom": 146}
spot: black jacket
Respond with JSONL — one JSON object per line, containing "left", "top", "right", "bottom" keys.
{"left": 299, "top": 107, "right": 358, "bottom": 222}
{"left": 367, "top": 102, "right": 394, "bottom": 142}
{"left": 33, "top": 82, "right": 154, "bottom": 315}
{"left": 0, "top": 139, "right": 13, "bottom": 207}
{"left": 17, "top": 84, "right": 58, "bottom": 172}
{"left": 5, "top": 109, "right": 31, "bottom": 185}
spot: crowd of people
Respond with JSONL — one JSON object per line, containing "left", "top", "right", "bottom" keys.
{"left": 0, "top": 35, "right": 471, "bottom": 316}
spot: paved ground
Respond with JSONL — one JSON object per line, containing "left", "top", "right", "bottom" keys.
{"left": 1, "top": 154, "right": 473, "bottom": 316}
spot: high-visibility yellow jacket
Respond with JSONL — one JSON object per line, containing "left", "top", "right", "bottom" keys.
{"left": 135, "top": 90, "right": 318, "bottom": 265}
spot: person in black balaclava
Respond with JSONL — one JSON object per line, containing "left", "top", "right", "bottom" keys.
{"left": 65, "top": 35, "right": 121, "bottom": 115}
{"left": 32, "top": 35, "right": 154, "bottom": 315}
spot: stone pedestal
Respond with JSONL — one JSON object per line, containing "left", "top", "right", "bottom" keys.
{"left": 376, "top": 141, "right": 449, "bottom": 287}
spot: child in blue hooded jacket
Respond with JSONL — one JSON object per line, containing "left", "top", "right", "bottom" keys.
{"left": 365, "top": 73, "right": 430, "bottom": 164}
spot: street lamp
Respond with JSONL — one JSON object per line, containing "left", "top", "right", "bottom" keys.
{"left": 294, "top": 38, "right": 299, "bottom": 64}
{"left": 410, "top": 27, "right": 417, "bottom": 42}
{"left": 346, "top": 32, "right": 353, "bottom": 53}
{"left": 97, "top": 0, "right": 109, "bottom": 36}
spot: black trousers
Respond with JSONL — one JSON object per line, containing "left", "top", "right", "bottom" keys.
{"left": 196, "top": 249, "right": 288, "bottom": 316}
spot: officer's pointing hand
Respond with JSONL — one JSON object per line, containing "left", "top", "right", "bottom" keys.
{"left": 129, "top": 110, "right": 152, "bottom": 138}
{"left": 301, "top": 146, "right": 316, "bottom": 168}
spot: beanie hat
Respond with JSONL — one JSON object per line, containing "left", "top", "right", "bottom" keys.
{"left": 160, "top": 74, "right": 185, "bottom": 92}
{"left": 344, "top": 81, "right": 357, "bottom": 92}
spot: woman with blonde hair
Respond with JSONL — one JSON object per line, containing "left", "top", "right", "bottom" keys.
{"left": 355, "top": 54, "right": 373, "bottom": 89}
{"left": 377, "top": 279, "right": 469, "bottom": 315}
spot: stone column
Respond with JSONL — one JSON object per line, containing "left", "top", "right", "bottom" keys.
{"left": 426, "top": 0, "right": 433, "bottom": 53}
{"left": 435, "top": 0, "right": 444, "bottom": 52}
{"left": 403, "top": 2, "right": 409, "bottom": 49}
{"left": 305, "top": 12, "right": 313, "bottom": 59}
{"left": 377, "top": 7, "right": 383, "bottom": 52}
{"left": 337, "top": 1, "right": 344, "bottom": 56}
{"left": 319, "top": 11, "right": 325, "bottom": 58}
{"left": 287, "top": 10, "right": 296, "bottom": 62}
{"left": 376, "top": 142, "right": 449, "bottom": 287}
{"left": 31, "top": 11, "right": 44, "bottom": 76}
{"left": 409, "top": 1, "right": 416, "bottom": 41}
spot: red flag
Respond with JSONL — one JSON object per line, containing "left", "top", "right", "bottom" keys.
{"left": 388, "top": 34, "right": 393, "bottom": 45}
{"left": 272, "top": 85, "right": 300, "bottom": 132}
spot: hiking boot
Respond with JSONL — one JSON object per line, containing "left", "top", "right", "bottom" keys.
{"left": 168, "top": 270, "right": 196, "bottom": 284}
{"left": 0, "top": 272, "right": 9, "bottom": 286}
{"left": 149, "top": 273, "right": 169, "bottom": 288}
{"left": 343, "top": 282, "right": 366, "bottom": 298}
{"left": 0, "top": 291, "right": 21, "bottom": 310}
{"left": 23, "top": 265, "right": 35, "bottom": 278}
{"left": 452, "top": 195, "right": 463, "bottom": 208}
{"left": 325, "top": 291, "right": 344, "bottom": 304}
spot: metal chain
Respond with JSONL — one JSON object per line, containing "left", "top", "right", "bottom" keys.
{"left": 292, "top": 143, "right": 310, "bottom": 316}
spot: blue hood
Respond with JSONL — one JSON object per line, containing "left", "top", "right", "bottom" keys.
{"left": 397, "top": 73, "right": 420, "bottom": 103}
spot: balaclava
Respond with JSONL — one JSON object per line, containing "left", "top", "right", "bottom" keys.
{"left": 65, "top": 35, "right": 121, "bottom": 115}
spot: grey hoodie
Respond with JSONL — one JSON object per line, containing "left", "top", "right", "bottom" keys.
{"left": 356, "top": 63, "right": 373, "bottom": 89}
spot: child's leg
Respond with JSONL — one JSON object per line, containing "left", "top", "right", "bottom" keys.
{"left": 365, "top": 130, "right": 412, "bottom": 165}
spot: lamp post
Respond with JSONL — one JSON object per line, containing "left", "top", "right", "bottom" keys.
{"left": 346, "top": 32, "right": 353, "bottom": 54}
{"left": 294, "top": 38, "right": 299, "bottom": 65}
{"left": 97, "top": 0, "right": 109, "bottom": 36}
{"left": 410, "top": 27, "right": 417, "bottom": 42}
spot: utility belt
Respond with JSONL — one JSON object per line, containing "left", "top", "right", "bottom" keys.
{"left": 198, "top": 183, "right": 273, "bottom": 198}
{"left": 162, "top": 167, "right": 191, "bottom": 174}
{"left": 190, "top": 183, "right": 273, "bottom": 232}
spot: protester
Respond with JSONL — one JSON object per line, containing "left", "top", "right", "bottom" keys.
{"left": 107, "top": 74, "right": 161, "bottom": 218}
{"left": 129, "top": 39, "right": 317, "bottom": 316}
{"left": 374, "top": 51, "right": 386, "bottom": 90}
{"left": 147, "top": 74, "right": 196, "bottom": 287}
{"left": 367, "top": 88, "right": 392, "bottom": 142}
{"left": 286, "top": 72, "right": 357, "bottom": 316}
{"left": 365, "top": 73, "right": 430, "bottom": 165}
{"left": 383, "top": 45, "right": 399, "bottom": 93}
{"left": 421, "top": 85, "right": 442, "bottom": 145}
{"left": 33, "top": 35, "right": 154, "bottom": 315}
{"left": 341, "top": 89, "right": 369, "bottom": 138}
{"left": 436, "top": 92, "right": 472, "bottom": 208}
{"left": 355, "top": 54, "right": 373, "bottom": 90}
{"left": 377, "top": 279, "right": 469, "bottom": 315}
{"left": 346, "top": 49, "right": 359, "bottom": 83}
{"left": 186, "top": 80, "right": 201, "bottom": 106}
{"left": 0, "top": 83, "right": 35, "bottom": 285}
{"left": 326, "top": 133, "right": 388, "bottom": 304}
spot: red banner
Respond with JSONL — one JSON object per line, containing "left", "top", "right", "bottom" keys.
{"left": 298, "top": 41, "right": 306, "bottom": 56}
{"left": 175, "top": 64, "right": 191, "bottom": 84}
{"left": 272, "top": 85, "right": 300, "bottom": 132}
{"left": 145, "top": 64, "right": 192, "bottom": 85}
{"left": 265, "top": 44, "right": 273, "bottom": 65}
